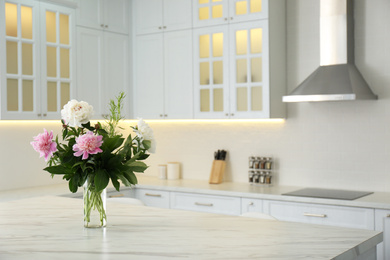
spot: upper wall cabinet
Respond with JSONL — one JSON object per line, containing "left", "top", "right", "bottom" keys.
{"left": 134, "top": 30, "right": 193, "bottom": 119}
{"left": 0, "top": 0, "right": 76, "bottom": 120}
{"left": 76, "top": 0, "right": 129, "bottom": 34}
{"left": 76, "top": 28, "right": 129, "bottom": 119}
{"left": 134, "top": 0, "right": 192, "bottom": 35}
{"left": 193, "top": 0, "right": 268, "bottom": 28}
{"left": 193, "top": 0, "right": 286, "bottom": 119}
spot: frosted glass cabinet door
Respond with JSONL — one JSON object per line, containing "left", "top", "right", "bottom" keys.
{"left": 40, "top": 2, "right": 75, "bottom": 119}
{"left": 0, "top": 0, "right": 40, "bottom": 119}
{"left": 193, "top": 0, "right": 229, "bottom": 28}
{"left": 193, "top": 26, "right": 229, "bottom": 119}
{"left": 229, "top": 0, "right": 268, "bottom": 23}
{"left": 229, "top": 20, "right": 269, "bottom": 118}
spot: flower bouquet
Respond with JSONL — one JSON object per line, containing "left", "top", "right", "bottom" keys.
{"left": 31, "top": 92, "right": 155, "bottom": 227}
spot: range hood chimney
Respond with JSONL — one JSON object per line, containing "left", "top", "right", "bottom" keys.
{"left": 283, "top": 0, "right": 377, "bottom": 102}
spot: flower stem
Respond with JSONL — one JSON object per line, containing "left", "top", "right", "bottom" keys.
{"left": 84, "top": 181, "right": 106, "bottom": 227}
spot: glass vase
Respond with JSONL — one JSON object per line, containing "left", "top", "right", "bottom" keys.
{"left": 83, "top": 178, "right": 107, "bottom": 228}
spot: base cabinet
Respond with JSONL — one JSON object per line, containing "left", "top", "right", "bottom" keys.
{"left": 135, "top": 188, "right": 170, "bottom": 209}
{"left": 263, "top": 200, "right": 375, "bottom": 230}
{"left": 170, "top": 192, "right": 241, "bottom": 215}
{"left": 375, "top": 209, "right": 390, "bottom": 260}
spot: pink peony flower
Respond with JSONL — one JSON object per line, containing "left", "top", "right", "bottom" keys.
{"left": 73, "top": 131, "right": 103, "bottom": 160}
{"left": 31, "top": 129, "right": 57, "bottom": 162}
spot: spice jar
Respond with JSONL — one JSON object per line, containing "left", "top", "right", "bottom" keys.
{"left": 265, "top": 172, "right": 272, "bottom": 184}
{"left": 248, "top": 157, "right": 255, "bottom": 169}
{"left": 265, "top": 158, "right": 272, "bottom": 170}
{"left": 248, "top": 171, "right": 254, "bottom": 183}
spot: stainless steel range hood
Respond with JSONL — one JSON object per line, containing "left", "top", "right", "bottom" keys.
{"left": 283, "top": 0, "right": 377, "bottom": 102}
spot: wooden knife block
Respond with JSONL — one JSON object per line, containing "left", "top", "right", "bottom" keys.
{"left": 209, "top": 160, "right": 226, "bottom": 184}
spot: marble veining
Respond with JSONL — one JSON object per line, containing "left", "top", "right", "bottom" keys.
{"left": 0, "top": 196, "right": 382, "bottom": 260}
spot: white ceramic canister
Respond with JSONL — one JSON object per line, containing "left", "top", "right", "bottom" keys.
{"left": 167, "top": 162, "right": 180, "bottom": 180}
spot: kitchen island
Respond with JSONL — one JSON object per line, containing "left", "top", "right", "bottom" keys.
{"left": 0, "top": 196, "right": 382, "bottom": 259}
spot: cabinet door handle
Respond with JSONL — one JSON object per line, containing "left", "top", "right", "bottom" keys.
{"left": 101, "top": 24, "right": 104, "bottom": 27}
{"left": 158, "top": 26, "right": 162, "bottom": 29}
{"left": 163, "top": 26, "right": 166, "bottom": 29}
{"left": 249, "top": 202, "right": 254, "bottom": 206}
{"left": 195, "top": 202, "right": 213, "bottom": 207}
{"left": 109, "top": 194, "right": 124, "bottom": 198}
{"left": 224, "top": 17, "right": 228, "bottom": 21}
{"left": 105, "top": 25, "right": 108, "bottom": 28}
{"left": 37, "top": 113, "right": 41, "bottom": 117}
{"left": 43, "top": 114, "right": 47, "bottom": 117}
{"left": 303, "top": 213, "right": 327, "bottom": 218}
{"left": 387, "top": 214, "right": 390, "bottom": 218}
{"left": 145, "top": 193, "right": 161, "bottom": 197}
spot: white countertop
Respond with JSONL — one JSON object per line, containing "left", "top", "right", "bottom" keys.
{"left": 133, "top": 176, "right": 390, "bottom": 210}
{"left": 1, "top": 175, "right": 390, "bottom": 210}
{"left": 0, "top": 196, "right": 382, "bottom": 260}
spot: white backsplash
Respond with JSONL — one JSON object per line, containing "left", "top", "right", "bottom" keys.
{"left": 1, "top": 0, "right": 390, "bottom": 193}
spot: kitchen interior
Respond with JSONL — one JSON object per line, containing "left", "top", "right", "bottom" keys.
{"left": 0, "top": 0, "right": 389, "bottom": 259}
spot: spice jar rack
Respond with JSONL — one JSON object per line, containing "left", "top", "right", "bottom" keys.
{"left": 248, "top": 157, "right": 273, "bottom": 185}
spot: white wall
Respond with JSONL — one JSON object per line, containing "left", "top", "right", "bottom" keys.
{"left": 1, "top": 0, "right": 390, "bottom": 193}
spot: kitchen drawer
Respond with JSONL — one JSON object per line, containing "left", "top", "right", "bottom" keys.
{"left": 107, "top": 188, "right": 136, "bottom": 199}
{"left": 170, "top": 192, "right": 241, "bottom": 215}
{"left": 375, "top": 209, "right": 390, "bottom": 260}
{"left": 241, "top": 198, "right": 264, "bottom": 214}
{"left": 135, "top": 188, "right": 170, "bottom": 209}
{"left": 264, "top": 200, "right": 374, "bottom": 230}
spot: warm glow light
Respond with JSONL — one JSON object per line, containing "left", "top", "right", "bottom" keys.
{"left": 0, "top": 119, "right": 285, "bottom": 125}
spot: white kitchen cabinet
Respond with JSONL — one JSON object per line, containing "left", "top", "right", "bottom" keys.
{"left": 76, "top": 0, "right": 129, "bottom": 35}
{"left": 193, "top": 0, "right": 268, "bottom": 28}
{"left": 375, "top": 209, "right": 390, "bottom": 260}
{"left": 76, "top": 27, "right": 129, "bottom": 119}
{"left": 134, "top": 30, "right": 193, "bottom": 119}
{"left": 0, "top": 0, "right": 76, "bottom": 119}
{"left": 170, "top": 192, "right": 241, "bottom": 215}
{"left": 135, "top": 188, "right": 170, "bottom": 209}
{"left": 263, "top": 200, "right": 375, "bottom": 230}
{"left": 134, "top": 0, "right": 192, "bottom": 35}
{"left": 241, "top": 197, "right": 263, "bottom": 213}
{"left": 194, "top": 15, "right": 284, "bottom": 119}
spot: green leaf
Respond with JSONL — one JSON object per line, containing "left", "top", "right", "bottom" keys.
{"left": 124, "top": 171, "right": 138, "bottom": 185}
{"left": 107, "top": 170, "right": 120, "bottom": 191}
{"left": 117, "top": 173, "right": 131, "bottom": 186}
{"left": 94, "top": 169, "right": 109, "bottom": 192}
{"left": 102, "top": 136, "right": 124, "bottom": 152}
{"left": 142, "top": 140, "right": 151, "bottom": 150}
{"left": 126, "top": 161, "right": 148, "bottom": 173}
{"left": 138, "top": 153, "right": 150, "bottom": 160}
{"left": 68, "top": 174, "right": 79, "bottom": 193}
{"left": 44, "top": 165, "right": 72, "bottom": 175}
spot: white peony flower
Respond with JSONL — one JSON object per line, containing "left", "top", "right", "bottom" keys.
{"left": 61, "top": 99, "right": 94, "bottom": 127}
{"left": 133, "top": 118, "right": 156, "bottom": 153}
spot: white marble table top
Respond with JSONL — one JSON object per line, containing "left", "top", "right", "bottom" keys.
{"left": 0, "top": 196, "right": 382, "bottom": 260}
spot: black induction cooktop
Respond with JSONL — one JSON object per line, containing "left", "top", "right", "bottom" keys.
{"left": 282, "top": 188, "right": 373, "bottom": 200}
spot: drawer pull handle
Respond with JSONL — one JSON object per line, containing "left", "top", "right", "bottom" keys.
{"left": 109, "top": 194, "right": 124, "bottom": 198}
{"left": 303, "top": 213, "right": 327, "bottom": 218}
{"left": 249, "top": 202, "right": 254, "bottom": 206}
{"left": 387, "top": 214, "right": 390, "bottom": 218}
{"left": 145, "top": 193, "right": 161, "bottom": 197}
{"left": 195, "top": 202, "right": 213, "bottom": 207}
